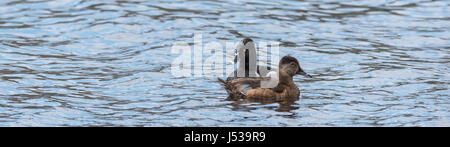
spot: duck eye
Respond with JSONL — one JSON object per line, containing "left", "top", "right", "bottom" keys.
{"left": 290, "top": 62, "right": 297, "bottom": 67}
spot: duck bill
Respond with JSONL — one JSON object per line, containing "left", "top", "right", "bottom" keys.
{"left": 297, "top": 70, "right": 312, "bottom": 78}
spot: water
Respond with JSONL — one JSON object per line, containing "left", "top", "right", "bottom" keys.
{"left": 0, "top": 0, "right": 449, "bottom": 127}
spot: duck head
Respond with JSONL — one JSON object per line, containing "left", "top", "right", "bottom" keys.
{"left": 279, "top": 56, "right": 312, "bottom": 78}
{"left": 234, "top": 38, "right": 258, "bottom": 77}
{"left": 233, "top": 38, "right": 254, "bottom": 63}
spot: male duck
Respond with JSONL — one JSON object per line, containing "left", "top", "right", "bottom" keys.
{"left": 227, "top": 38, "right": 273, "bottom": 81}
{"left": 219, "top": 55, "right": 312, "bottom": 101}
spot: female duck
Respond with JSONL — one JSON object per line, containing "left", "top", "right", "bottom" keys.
{"left": 219, "top": 56, "right": 312, "bottom": 101}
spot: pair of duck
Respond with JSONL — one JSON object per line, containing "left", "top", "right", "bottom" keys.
{"left": 218, "top": 38, "right": 312, "bottom": 101}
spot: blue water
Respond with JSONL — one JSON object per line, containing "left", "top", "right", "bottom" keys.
{"left": 0, "top": 0, "right": 449, "bottom": 126}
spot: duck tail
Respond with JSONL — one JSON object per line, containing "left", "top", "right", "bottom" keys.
{"left": 218, "top": 78, "right": 246, "bottom": 99}
{"left": 218, "top": 78, "right": 233, "bottom": 95}
{"left": 217, "top": 78, "right": 227, "bottom": 85}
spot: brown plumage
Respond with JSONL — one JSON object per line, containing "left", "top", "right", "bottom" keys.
{"left": 218, "top": 56, "right": 312, "bottom": 101}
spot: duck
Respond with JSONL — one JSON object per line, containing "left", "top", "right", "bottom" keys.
{"left": 226, "top": 38, "right": 273, "bottom": 81}
{"left": 219, "top": 55, "right": 312, "bottom": 101}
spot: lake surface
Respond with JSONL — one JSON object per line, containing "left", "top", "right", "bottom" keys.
{"left": 0, "top": 0, "right": 449, "bottom": 126}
